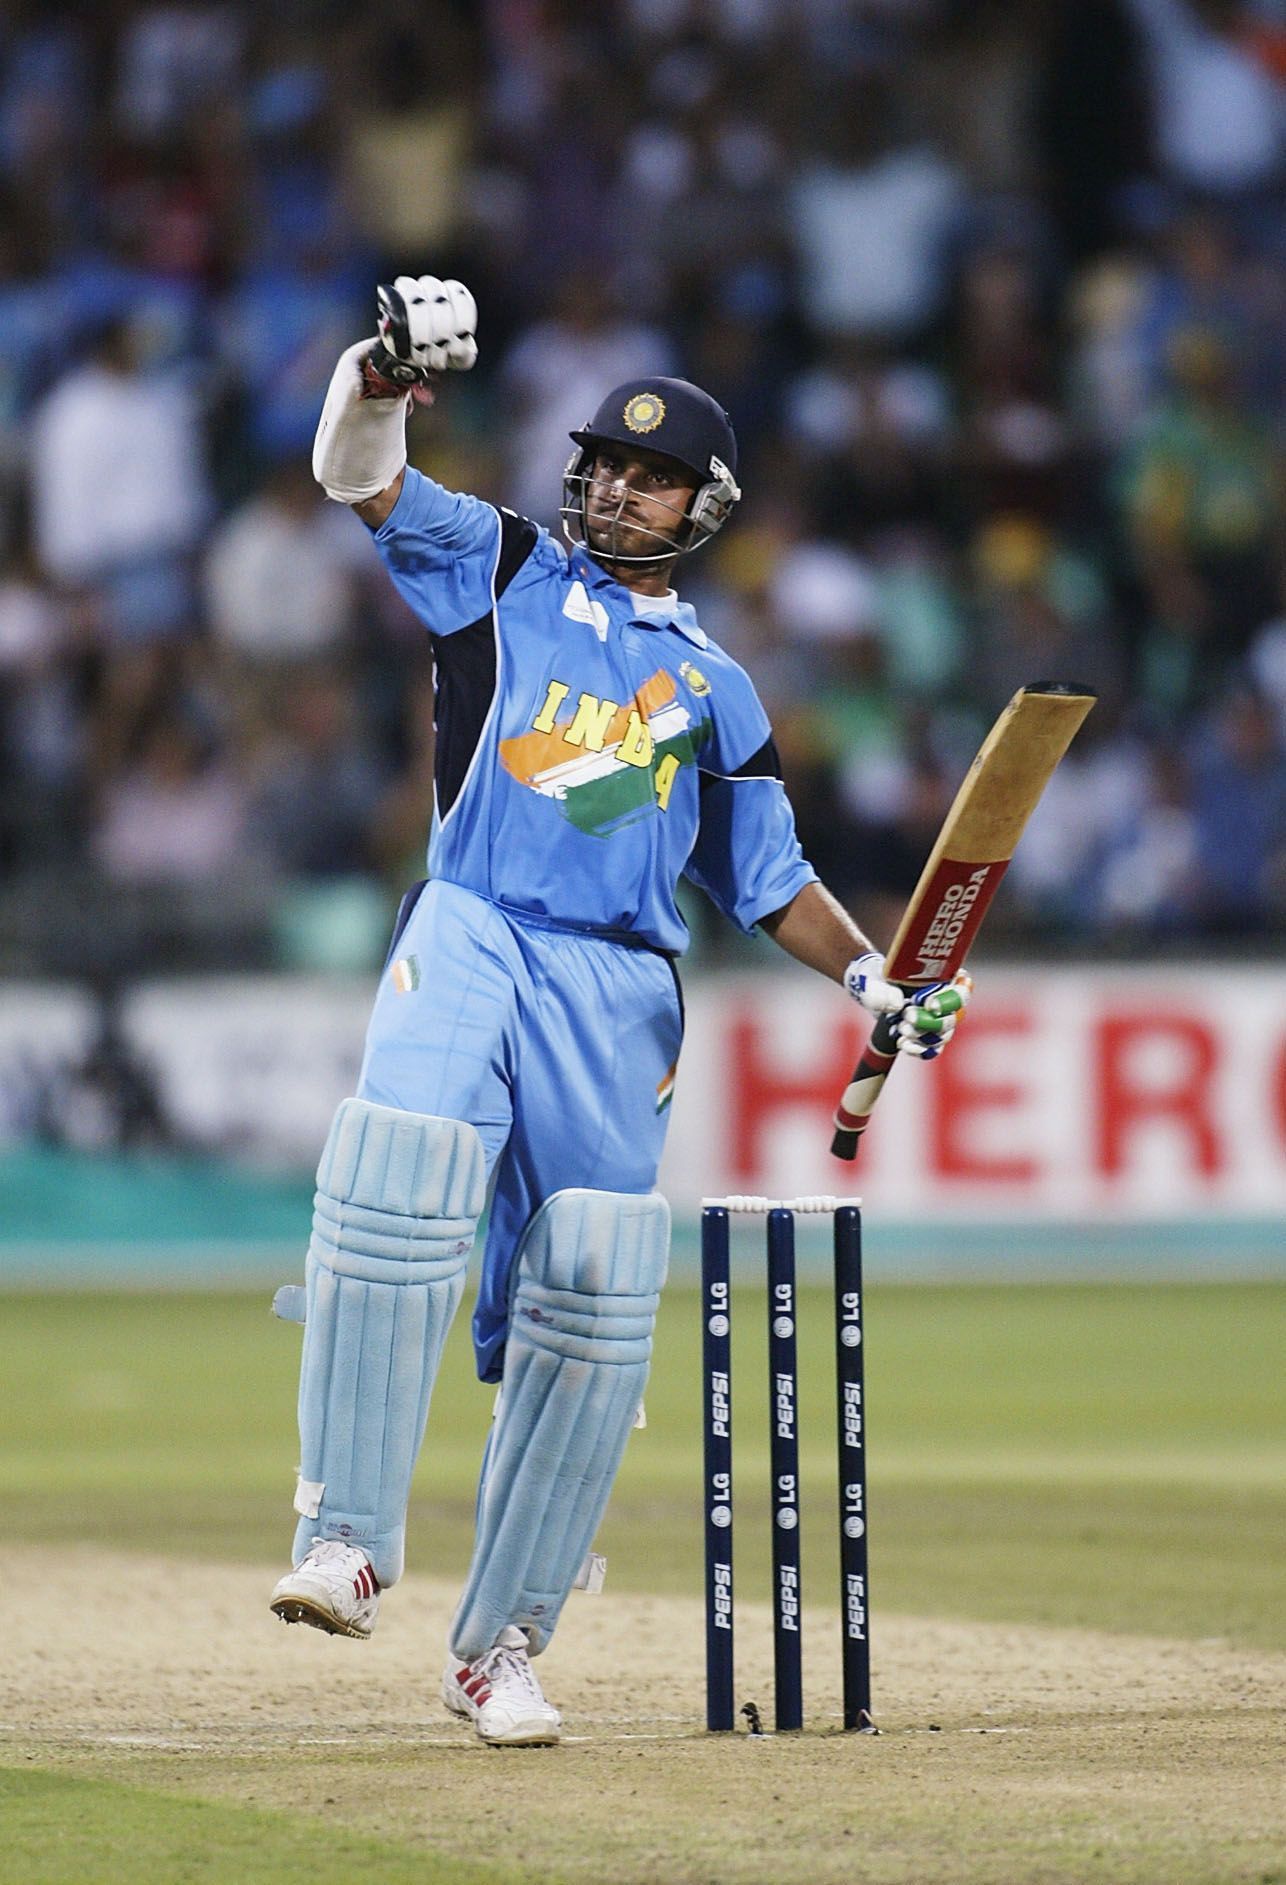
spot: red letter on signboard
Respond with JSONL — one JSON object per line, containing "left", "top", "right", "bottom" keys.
{"left": 1095, "top": 1014, "right": 1220, "bottom": 1176}
{"left": 930, "top": 1009, "right": 1037, "bottom": 1183}
{"left": 730, "top": 1010, "right": 863, "bottom": 1179}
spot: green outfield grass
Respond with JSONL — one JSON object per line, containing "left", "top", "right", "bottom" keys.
{"left": 0, "top": 1770, "right": 536, "bottom": 1885}
{"left": 3, "top": 1280, "right": 1283, "bottom": 1649}
{"left": 6, "top": 1278, "right": 1284, "bottom": 1885}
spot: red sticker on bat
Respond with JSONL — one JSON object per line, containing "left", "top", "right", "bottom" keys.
{"left": 884, "top": 857, "right": 1009, "bottom": 984}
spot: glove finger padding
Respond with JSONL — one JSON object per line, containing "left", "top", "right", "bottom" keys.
{"left": 895, "top": 1015, "right": 956, "bottom": 1058}
{"left": 377, "top": 275, "right": 478, "bottom": 381}
{"left": 893, "top": 969, "right": 972, "bottom": 1058}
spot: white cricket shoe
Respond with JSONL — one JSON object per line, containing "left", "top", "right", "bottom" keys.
{"left": 442, "top": 1626, "right": 562, "bottom": 1746}
{"left": 269, "top": 1539, "right": 380, "bottom": 1639}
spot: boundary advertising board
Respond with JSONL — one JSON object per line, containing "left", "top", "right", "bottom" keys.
{"left": 2, "top": 968, "right": 1285, "bottom": 1224}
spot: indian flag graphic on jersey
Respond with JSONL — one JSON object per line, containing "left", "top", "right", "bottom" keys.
{"left": 499, "top": 669, "right": 710, "bottom": 837}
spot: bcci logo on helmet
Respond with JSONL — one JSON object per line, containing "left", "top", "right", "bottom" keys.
{"left": 623, "top": 392, "right": 666, "bottom": 434}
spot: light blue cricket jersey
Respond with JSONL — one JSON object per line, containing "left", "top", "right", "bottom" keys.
{"left": 372, "top": 469, "right": 817, "bottom": 955}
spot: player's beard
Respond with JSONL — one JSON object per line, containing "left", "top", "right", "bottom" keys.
{"left": 584, "top": 490, "right": 684, "bottom": 565}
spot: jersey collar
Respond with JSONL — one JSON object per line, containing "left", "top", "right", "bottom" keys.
{"left": 570, "top": 551, "right": 709, "bottom": 649}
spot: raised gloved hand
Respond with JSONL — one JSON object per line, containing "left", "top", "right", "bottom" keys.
{"left": 843, "top": 952, "right": 972, "bottom": 1060}
{"left": 367, "top": 275, "right": 478, "bottom": 389}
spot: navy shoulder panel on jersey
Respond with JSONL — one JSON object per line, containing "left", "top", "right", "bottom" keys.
{"left": 699, "top": 734, "right": 783, "bottom": 786}
{"left": 431, "top": 510, "right": 538, "bottom": 820}
{"left": 495, "top": 509, "right": 540, "bottom": 598}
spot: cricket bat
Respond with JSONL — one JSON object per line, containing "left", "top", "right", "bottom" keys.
{"left": 830, "top": 682, "right": 1096, "bottom": 1160}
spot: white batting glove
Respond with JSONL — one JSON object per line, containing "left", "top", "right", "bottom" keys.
{"left": 371, "top": 275, "right": 478, "bottom": 386}
{"left": 842, "top": 952, "right": 907, "bottom": 1018}
{"left": 892, "top": 971, "right": 974, "bottom": 1060}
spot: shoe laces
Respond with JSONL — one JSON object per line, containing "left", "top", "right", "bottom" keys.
{"left": 476, "top": 1628, "right": 543, "bottom": 1704}
{"left": 305, "top": 1538, "right": 368, "bottom": 1574}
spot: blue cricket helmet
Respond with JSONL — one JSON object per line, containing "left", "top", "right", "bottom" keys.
{"left": 562, "top": 376, "right": 742, "bottom": 564}
{"left": 570, "top": 377, "right": 738, "bottom": 481}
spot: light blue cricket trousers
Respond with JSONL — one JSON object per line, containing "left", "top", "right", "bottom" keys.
{"left": 356, "top": 878, "right": 683, "bottom": 1382}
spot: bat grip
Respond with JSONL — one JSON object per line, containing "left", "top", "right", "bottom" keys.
{"left": 830, "top": 1010, "right": 901, "bottom": 1161}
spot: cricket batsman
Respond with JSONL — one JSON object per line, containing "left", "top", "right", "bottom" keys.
{"left": 268, "top": 275, "right": 969, "bottom": 1744}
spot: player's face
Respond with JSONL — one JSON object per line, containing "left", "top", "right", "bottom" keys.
{"left": 585, "top": 446, "right": 699, "bottom": 562}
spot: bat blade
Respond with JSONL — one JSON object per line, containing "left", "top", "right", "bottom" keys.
{"left": 830, "top": 683, "right": 1096, "bottom": 1159}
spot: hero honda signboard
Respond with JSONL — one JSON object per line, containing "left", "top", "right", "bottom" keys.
{"left": 3, "top": 968, "right": 1285, "bottom": 1222}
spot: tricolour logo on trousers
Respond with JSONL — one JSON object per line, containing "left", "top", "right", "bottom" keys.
{"left": 391, "top": 956, "right": 420, "bottom": 994}
{"left": 656, "top": 1062, "right": 676, "bottom": 1112}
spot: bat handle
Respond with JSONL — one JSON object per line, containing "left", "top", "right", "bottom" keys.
{"left": 830, "top": 1011, "right": 901, "bottom": 1161}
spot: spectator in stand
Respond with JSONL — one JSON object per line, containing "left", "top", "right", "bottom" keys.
{"left": 111, "top": 4, "right": 244, "bottom": 141}
{"left": 623, "top": 62, "right": 788, "bottom": 328}
{"left": 0, "top": 8, "right": 90, "bottom": 247}
{"left": 496, "top": 272, "right": 675, "bottom": 529}
{"left": 951, "top": 243, "right": 1072, "bottom": 529}
{"left": 786, "top": 336, "right": 953, "bottom": 541}
{"left": 204, "top": 460, "right": 359, "bottom": 669}
{"left": 1096, "top": 747, "right": 1200, "bottom": 932}
{"left": 246, "top": 667, "right": 391, "bottom": 881}
{"left": 915, "top": 0, "right": 1050, "bottom": 198}
{"left": 868, "top": 530, "right": 967, "bottom": 695}
{"left": 969, "top": 515, "right": 1126, "bottom": 707}
{"left": 28, "top": 312, "right": 209, "bottom": 642}
{"left": 1070, "top": 205, "right": 1278, "bottom": 452}
{"left": 1, "top": 0, "right": 1285, "bottom": 962}
{"left": 214, "top": 55, "right": 368, "bottom": 471}
{"left": 789, "top": 74, "right": 966, "bottom": 344}
{"left": 796, "top": 612, "right": 912, "bottom": 841}
{"left": 92, "top": 709, "right": 248, "bottom": 886}
{"left": 1132, "top": 209, "right": 1260, "bottom": 404}
{"left": 1068, "top": 255, "right": 1156, "bottom": 452}
{"left": 217, "top": 241, "right": 367, "bottom": 470}
{"left": 1189, "top": 686, "right": 1286, "bottom": 925}
{"left": 1247, "top": 570, "right": 1286, "bottom": 735}
{"left": 0, "top": 529, "right": 82, "bottom": 870}
{"left": 1122, "top": 0, "right": 1285, "bottom": 198}
{"left": 1006, "top": 702, "right": 1155, "bottom": 931}
{"left": 345, "top": 8, "right": 480, "bottom": 258}
{"left": 0, "top": 197, "right": 69, "bottom": 491}
{"left": 1118, "top": 324, "right": 1282, "bottom": 707}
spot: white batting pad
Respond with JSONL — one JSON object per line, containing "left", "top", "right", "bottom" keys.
{"left": 449, "top": 1187, "right": 670, "bottom": 1660}
{"left": 291, "top": 1099, "right": 484, "bottom": 1587}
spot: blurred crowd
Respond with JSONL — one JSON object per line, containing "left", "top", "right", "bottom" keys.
{"left": 3, "top": 0, "right": 1286, "bottom": 975}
